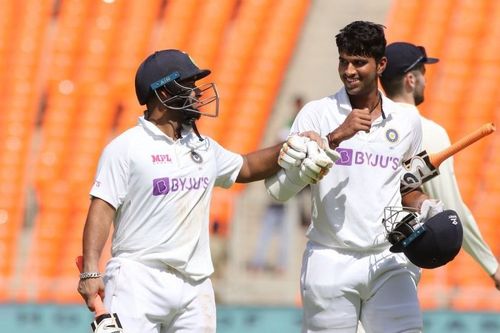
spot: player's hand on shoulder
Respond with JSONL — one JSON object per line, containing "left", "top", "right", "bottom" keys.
{"left": 297, "top": 131, "right": 326, "bottom": 149}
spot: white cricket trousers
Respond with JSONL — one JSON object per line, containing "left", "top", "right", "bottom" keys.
{"left": 300, "top": 241, "right": 423, "bottom": 333}
{"left": 102, "top": 257, "right": 216, "bottom": 333}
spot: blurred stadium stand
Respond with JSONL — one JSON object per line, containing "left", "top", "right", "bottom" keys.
{"left": 0, "top": 0, "right": 311, "bottom": 303}
{"left": 0, "top": 0, "right": 498, "bottom": 331}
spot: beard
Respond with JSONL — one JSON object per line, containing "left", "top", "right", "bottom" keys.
{"left": 414, "top": 94, "right": 424, "bottom": 106}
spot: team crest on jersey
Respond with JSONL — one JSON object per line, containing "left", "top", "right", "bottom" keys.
{"left": 385, "top": 129, "right": 399, "bottom": 143}
{"left": 190, "top": 150, "right": 203, "bottom": 163}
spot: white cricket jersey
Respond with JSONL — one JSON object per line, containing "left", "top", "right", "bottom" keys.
{"left": 289, "top": 88, "right": 422, "bottom": 251}
{"left": 398, "top": 103, "right": 498, "bottom": 275}
{"left": 90, "top": 116, "right": 243, "bottom": 281}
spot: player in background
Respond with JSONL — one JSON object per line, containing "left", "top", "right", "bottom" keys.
{"left": 266, "top": 21, "right": 443, "bottom": 332}
{"left": 76, "top": 49, "right": 333, "bottom": 333}
{"left": 380, "top": 42, "right": 500, "bottom": 290}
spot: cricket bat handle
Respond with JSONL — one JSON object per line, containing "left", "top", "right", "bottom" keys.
{"left": 76, "top": 256, "right": 108, "bottom": 317}
{"left": 429, "top": 122, "right": 495, "bottom": 168}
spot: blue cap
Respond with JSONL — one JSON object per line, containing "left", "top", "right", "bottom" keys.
{"left": 382, "top": 42, "right": 439, "bottom": 79}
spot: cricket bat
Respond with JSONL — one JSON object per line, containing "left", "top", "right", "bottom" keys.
{"left": 76, "top": 256, "right": 124, "bottom": 332}
{"left": 401, "top": 122, "right": 495, "bottom": 194}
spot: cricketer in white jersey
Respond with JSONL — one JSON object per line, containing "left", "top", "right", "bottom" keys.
{"left": 78, "top": 49, "right": 331, "bottom": 333}
{"left": 90, "top": 116, "right": 243, "bottom": 281}
{"left": 291, "top": 89, "right": 422, "bottom": 250}
{"left": 400, "top": 104, "right": 499, "bottom": 281}
{"left": 379, "top": 40, "right": 500, "bottom": 290}
{"left": 86, "top": 116, "right": 243, "bottom": 332}
{"left": 84, "top": 119, "right": 326, "bottom": 332}
{"left": 291, "top": 87, "right": 425, "bottom": 332}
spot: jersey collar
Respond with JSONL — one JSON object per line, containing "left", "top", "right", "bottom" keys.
{"left": 339, "top": 88, "right": 389, "bottom": 120}
{"left": 138, "top": 116, "right": 195, "bottom": 143}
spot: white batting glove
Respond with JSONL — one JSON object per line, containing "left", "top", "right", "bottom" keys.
{"left": 278, "top": 134, "right": 309, "bottom": 170}
{"left": 266, "top": 137, "right": 338, "bottom": 201}
{"left": 419, "top": 199, "right": 445, "bottom": 222}
{"left": 299, "top": 140, "right": 336, "bottom": 184}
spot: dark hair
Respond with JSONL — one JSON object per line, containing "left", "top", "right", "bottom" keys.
{"left": 380, "top": 63, "right": 424, "bottom": 98}
{"left": 335, "top": 21, "right": 386, "bottom": 61}
{"left": 380, "top": 75, "right": 403, "bottom": 98}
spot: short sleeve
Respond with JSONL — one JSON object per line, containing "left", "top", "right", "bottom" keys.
{"left": 403, "top": 108, "right": 424, "bottom": 161}
{"left": 210, "top": 139, "right": 244, "bottom": 188}
{"left": 289, "top": 101, "right": 322, "bottom": 135}
{"left": 90, "top": 138, "right": 130, "bottom": 209}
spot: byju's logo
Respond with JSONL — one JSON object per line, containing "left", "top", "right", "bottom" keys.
{"left": 334, "top": 148, "right": 399, "bottom": 170}
{"left": 153, "top": 177, "right": 209, "bottom": 196}
{"left": 336, "top": 148, "right": 353, "bottom": 166}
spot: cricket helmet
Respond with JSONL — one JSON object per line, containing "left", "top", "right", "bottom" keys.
{"left": 135, "top": 49, "right": 219, "bottom": 119}
{"left": 382, "top": 207, "right": 463, "bottom": 269}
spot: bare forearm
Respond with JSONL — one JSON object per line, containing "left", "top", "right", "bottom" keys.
{"left": 237, "top": 143, "right": 281, "bottom": 183}
{"left": 82, "top": 198, "right": 115, "bottom": 272}
{"left": 402, "top": 189, "right": 428, "bottom": 210}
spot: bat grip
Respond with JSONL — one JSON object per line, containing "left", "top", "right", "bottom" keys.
{"left": 76, "top": 256, "right": 108, "bottom": 317}
{"left": 429, "top": 122, "right": 495, "bottom": 167}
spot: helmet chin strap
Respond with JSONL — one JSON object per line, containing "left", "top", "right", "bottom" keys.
{"left": 178, "top": 111, "right": 203, "bottom": 141}
{"left": 189, "top": 120, "right": 203, "bottom": 141}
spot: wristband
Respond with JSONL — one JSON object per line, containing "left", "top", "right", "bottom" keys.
{"left": 80, "top": 272, "right": 102, "bottom": 280}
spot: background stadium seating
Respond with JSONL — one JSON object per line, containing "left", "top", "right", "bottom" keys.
{"left": 0, "top": 0, "right": 498, "bottom": 331}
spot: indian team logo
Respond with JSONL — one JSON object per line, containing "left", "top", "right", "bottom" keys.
{"left": 385, "top": 129, "right": 399, "bottom": 143}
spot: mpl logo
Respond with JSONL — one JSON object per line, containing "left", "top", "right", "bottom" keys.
{"left": 334, "top": 148, "right": 399, "bottom": 170}
{"left": 153, "top": 177, "right": 209, "bottom": 196}
{"left": 152, "top": 154, "right": 172, "bottom": 164}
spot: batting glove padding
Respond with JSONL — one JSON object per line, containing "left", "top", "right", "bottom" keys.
{"left": 278, "top": 134, "right": 308, "bottom": 170}
{"left": 266, "top": 139, "right": 338, "bottom": 201}
{"left": 299, "top": 141, "right": 336, "bottom": 183}
{"left": 419, "top": 199, "right": 445, "bottom": 222}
